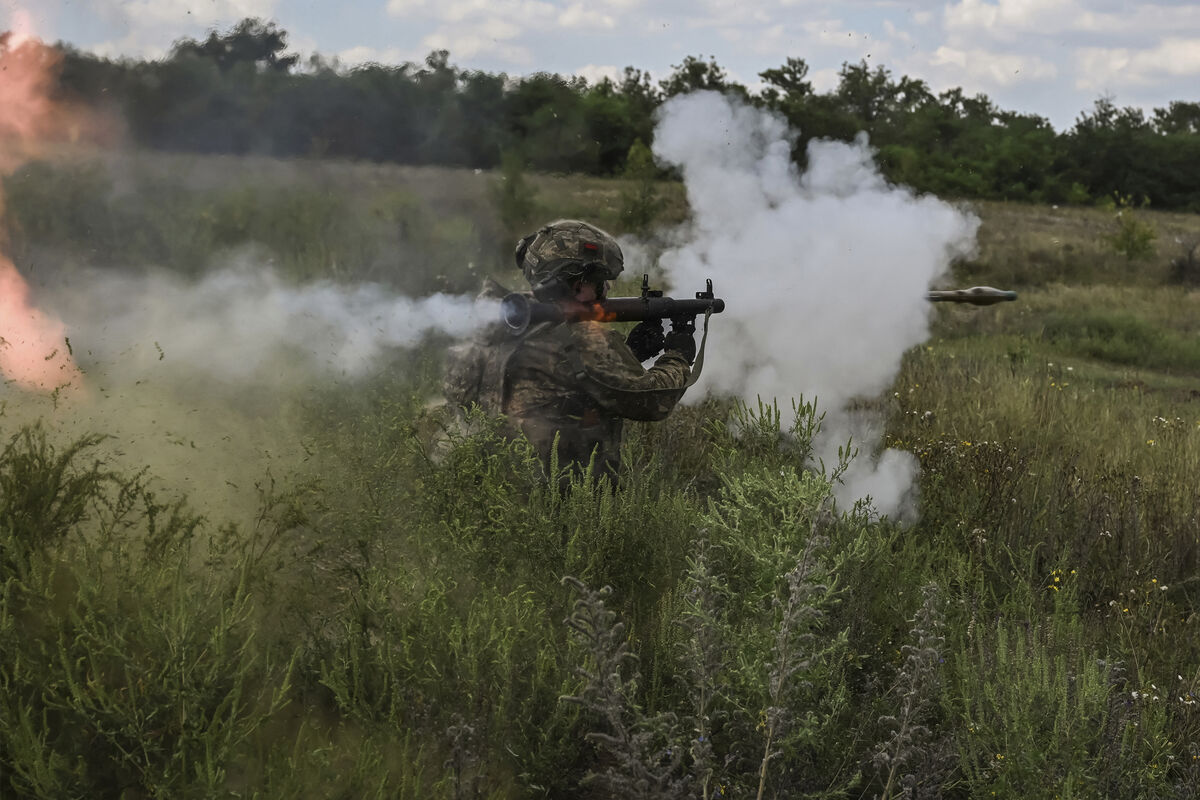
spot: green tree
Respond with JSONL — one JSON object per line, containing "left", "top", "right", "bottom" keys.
{"left": 1152, "top": 101, "right": 1200, "bottom": 135}
{"left": 758, "top": 57, "right": 813, "bottom": 110}
{"left": 618, "top": 67, "right": 660, "bottom": 123}
{"left": 618, "top": 138, "right": 660, "bottom": 233}
{"left": 659, "top": 55, "right": 746, "bottom": 99}
{"left": 505, "top": 72, "right": 592, "bottom": 172}
{"left": 835, "top": 60, "right": 899, "bottom": 126}
{"left": 171, "top": 18, "right": 298, "bottom": 73}
{"left": 1102, "top": 194, "right": 1157, "bottom": 261}
{"left": 37, "top": 28, "right": 1200, "bottom": 210}
{"left": 491, "top": 151, "right": 538, "bottom": 242}
{"left": 1064, "top": 96, "right": 1154, "bottom": 202}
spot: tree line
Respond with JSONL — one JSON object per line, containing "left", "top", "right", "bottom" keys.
{"left": 48, "top": 18, "right": 1200, "bottom": 210}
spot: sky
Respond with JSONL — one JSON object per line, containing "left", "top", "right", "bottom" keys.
{"left": 6, "top": 0, "right": 1200, "bottom": 132}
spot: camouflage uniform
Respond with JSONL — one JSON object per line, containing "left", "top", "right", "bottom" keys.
{"left": 442, "top": 306, "right": 691, "bottom": 476}
{"left": 504, "top": 320, "right": 690, "bottom": 476}
{"left": 442, "top": 219, "right": 693, "bottom": 477}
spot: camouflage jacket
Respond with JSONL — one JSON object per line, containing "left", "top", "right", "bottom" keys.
{"left": 443, "top": 304, "right": 691, "bottom": 476}
{"left": 505, "top": 321, "right": 691, "bottom": 475}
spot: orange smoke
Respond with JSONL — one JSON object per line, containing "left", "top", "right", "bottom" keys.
{"left": 0, "top": 30, "right": 85, "bottom": 393}
{"left": 0, "top": 255, "right": 77, "bottom": 390}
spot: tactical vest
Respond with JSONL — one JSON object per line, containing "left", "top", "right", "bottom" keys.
{"left": 441, "top": 323, "right": 525, "bottom": 415}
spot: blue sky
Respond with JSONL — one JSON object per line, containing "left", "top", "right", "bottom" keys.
{"left": 9, "top": 0, "right": 1200, "bottom": 131}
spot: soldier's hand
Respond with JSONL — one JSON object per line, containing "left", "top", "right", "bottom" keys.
{"left": 626, "top": 319, "right": 665, "bottom": 361}
{"left": 664, "top": 318, "right": 697, "bottom": 366}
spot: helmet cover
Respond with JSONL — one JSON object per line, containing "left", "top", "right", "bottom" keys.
{"left": 515, "top": 219, "right": 624, "bottom": 298}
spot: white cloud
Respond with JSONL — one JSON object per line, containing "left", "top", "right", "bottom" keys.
{"left": 573, "top": 63, "right": 621, "bottom": 85}
{"left": 389, "top": 0, "right": 556, "bottom": 22}
{"left": 718, "top": 22, "right": 794, "bottom": 56}
{"left": 945, "top": 0, "right": 1200, "bottom": 40}
{"left": 423, "top": 21, "right": 531, "bottom": 63}
{"left": 803, "top": 19, "right": 870, "bottom": 50}
{"left": 943, "top": 0, "right": 1110, "bottom": 40}
{"left": 101, "top": 0, "right": 277, "bottom": 29}
{"left": 285, "top": 30, "right": 320, "bottom": 58}
{"left": 57, "top": 0, "right": 279, "bottom": 59}
{"left": 809, "top": 66, "right": 841, "bottom": 92}
{"left": 387, "top": 0, "right": 628, "bottom": 66}
{"left": 336, "top": 44, "right": 410, "bottom": 66}
{"left": 883, "top": 20, "right": 912, "bottom": 45}
{"left": 930, "top": 45, "right": 1057, "bottom": 86}
{"left": 441, "top": 0, "right": 514, "bottom": 24}
{"left": 1075, "top": 37, "right": 1200, "bottom": 88}
{"left": 387, "top": 0, "right": 433, "bottom": 12}
{"left": 88, "top": 34, "right": 169, "bottom": 61}
{"left": 559, "top": 4, "right": 617, "bottom": 29}
{"left": 639, "top": 0, "right": 779, "bottom": 32}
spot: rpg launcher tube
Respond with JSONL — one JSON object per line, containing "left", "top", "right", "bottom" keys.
{"left": 501, "top": 277, "right": 725, "bottom": 335}
{"left": 926, "top": 286, "right": 1018, "bottom": 305}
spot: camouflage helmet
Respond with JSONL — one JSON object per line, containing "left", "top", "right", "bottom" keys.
{"left": 515, "top": 219, "right": 624, "bottom": 299}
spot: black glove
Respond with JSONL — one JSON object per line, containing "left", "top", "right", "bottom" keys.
{"left": 663, "top": 317, "right": 697, "bottom": 366}
{"left": 626, "top": 319, "right": 665, "bottom": 361}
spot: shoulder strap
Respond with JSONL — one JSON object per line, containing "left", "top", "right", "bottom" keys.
{"left": 684, "top": 308, "right": 714, "bottom": 388}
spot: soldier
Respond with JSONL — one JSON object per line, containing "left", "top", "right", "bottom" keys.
{"left": 443, "top": 219, "right": 696, "bottom": 478}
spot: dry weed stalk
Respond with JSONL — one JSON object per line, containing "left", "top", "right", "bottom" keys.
{"left": 560, "top": 576, "right": 688, "bottom": 800}
{"left": 873, "top": 582, "right": 949, "bottom": 800}
{"left": 756, "top": 503, "right": 836, "bottom": 800}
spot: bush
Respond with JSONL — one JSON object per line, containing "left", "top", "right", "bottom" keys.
{"left": 490, "top": 151, "right": 538, "bottom": 243}
{"left": 618, "top": 138, "right": 660, "bottom": 234}
{"left": 1039, "top": 310, "right": 1200, "bottom": 371}
{"left": 0, "top": 425, "right": 113, "bottom": 573}
{"left": 0, "top": 423, "right": 293, "bottom": 798}
{"left": 1102, "top": 194, "right": 1157, "bottom": 262}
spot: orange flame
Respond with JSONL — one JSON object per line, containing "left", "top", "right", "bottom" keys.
{"left": 0, "top": 29, "right": 85, "bottom": 393}
{"left": 0, "top": 256, "right": 77, "bottom": 390}
{"left": 566, "top": 301, "right": 619, "bottom": 323}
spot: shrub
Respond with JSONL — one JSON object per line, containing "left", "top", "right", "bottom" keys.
{"left": 0, "top": 423, "right": 292, "bottom": 798}
{"left": 0, "top": 425, "right": 113, "bottom": 573}
{"left": 1102, "top": 194, "right": 1157, "bottom": 262}
{"left": 490, "top": 151, "right": 538, "bottom": 242}
{"left": 618, "top": 138, "right": 660, "bottom": 234}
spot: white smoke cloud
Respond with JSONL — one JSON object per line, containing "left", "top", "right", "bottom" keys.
{"left": 48, "top": 258, "right": 495, "bottom": 385}
{"left": 6, "top": 255, "right": 496, "bottom": 532}
{"left": 652, "top": 91, "right": 979, "bottom": 520}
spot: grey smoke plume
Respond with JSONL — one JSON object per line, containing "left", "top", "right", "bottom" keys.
{"left": 50, "top": 257, "right": 495, "bottom": 384}
{"left": 652, "top": 92, "right": 979, "bottom": 520}
{"left": 8, "top": 255, "right": 495, "bottom": 530}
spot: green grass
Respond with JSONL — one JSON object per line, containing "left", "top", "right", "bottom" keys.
{"left": 4, "top": 152, "right": 1200, "bottom": 797}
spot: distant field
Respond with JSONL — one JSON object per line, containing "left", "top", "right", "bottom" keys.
{"left": 10, "top": 147, "right": 1200, "bottom": 283}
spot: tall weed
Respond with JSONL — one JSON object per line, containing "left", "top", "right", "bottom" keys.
{"left": 0, "top": 424, "right": 293, "bottom": 798}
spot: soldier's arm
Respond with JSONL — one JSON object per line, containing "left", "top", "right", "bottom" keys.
{"left": 562, "top": 323, "right": 691, "bottom": 421}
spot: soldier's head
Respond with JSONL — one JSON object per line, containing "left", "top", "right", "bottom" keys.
{"left": 515, "top": 220, "right": 624, "bottom": 302}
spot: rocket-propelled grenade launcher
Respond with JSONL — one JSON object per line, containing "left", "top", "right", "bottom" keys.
{"left": 926, "top": 286, "right": 1018, "bottom": 305}
{"left": 501, "top": 274, "right": 726, "bottom": 335}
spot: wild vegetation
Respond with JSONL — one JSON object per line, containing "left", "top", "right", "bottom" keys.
{"left": 3, "top": 152, "right": 1200, "bottom": 798}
